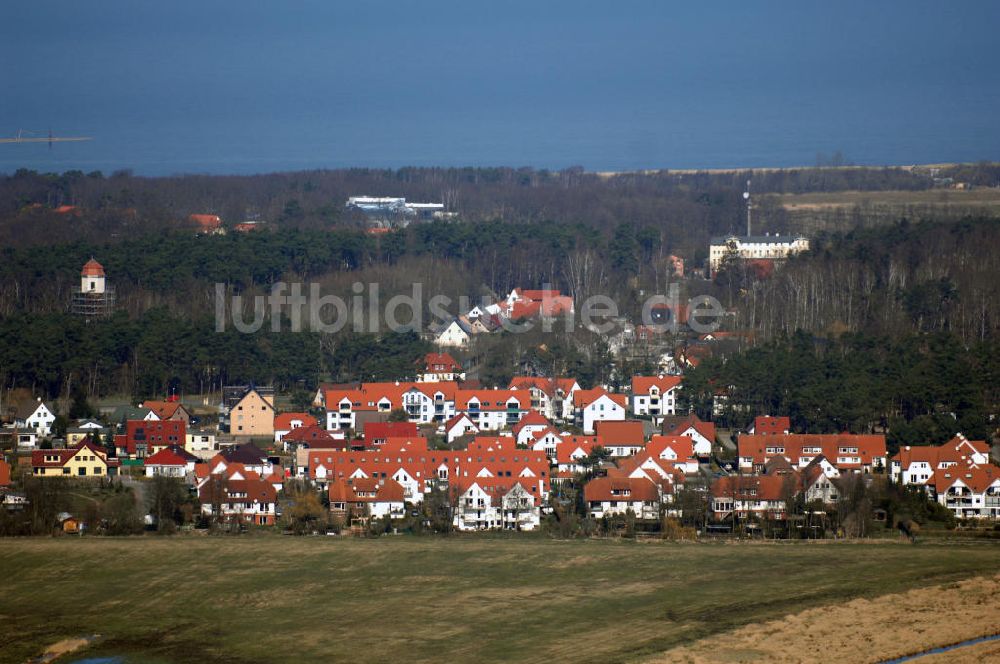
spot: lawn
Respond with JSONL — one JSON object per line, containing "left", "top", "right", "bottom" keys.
{"left": 1, "top": 536, "right": 998, "bottom": 663}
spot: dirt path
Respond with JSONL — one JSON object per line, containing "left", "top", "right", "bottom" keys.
{"left": 649, "top": 574, "right": 1000, "bottom": 664}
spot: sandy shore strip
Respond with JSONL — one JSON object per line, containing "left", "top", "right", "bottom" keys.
{"left": 649, "top": 574, "right": 1000, "bottom": 664}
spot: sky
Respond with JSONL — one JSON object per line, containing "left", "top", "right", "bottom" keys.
{"left": 1, "top": 1, "right": 998, "bottom": 175}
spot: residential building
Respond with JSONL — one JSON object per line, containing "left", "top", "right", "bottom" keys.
{"left": 573, "top": 388, "right": 627, "bottom": 434}
{"left": 198, "top": 477, "right": 277, "bottom": 526}
{"left": 31, "top": 439, "right": 120, "bottom": 478}
{"left": 749, "top": 415, "right": 791, "bottom": 436}
{"left": 228, "top": 388, "right": 276, "bottom": 438}
{"left": 419, "top": 353, "right": 465, "bottom": 382}
{"left": 738, "top": 433, "right": 887, "bottom": 474}
{"left": 661, "top": 415, "right": 717, "bottom": 458}
{"left": 12, "top": 399, "right": 56, "bottom": 437}
{"left": 630, "top": 375, "right": 682, "bottom": 418}
{"left": 584, "top": 476, "right": 661, "bottom": 520}
{"left": 709, "top": 234, "right": 810, "bottom": 274}
{"left": 273, "top": 412, "right": 318, "bottom": 443}
{"left": 329, "top": 478, "right": 407, "bottom": 521}
{"left": 594, "top": 420, "right": 646, "bottom": 457}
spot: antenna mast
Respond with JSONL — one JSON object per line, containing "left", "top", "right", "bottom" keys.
{"left": 743, "top": 179, "right": 752, "bottom": 236}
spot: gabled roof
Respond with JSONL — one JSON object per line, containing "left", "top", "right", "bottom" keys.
{"left": 142, "top": 400, "right": 190, "bottom": 420}
{"left": 753, "top": 415, "right": 790, "bottom": 436}
{"left": 631, "top": 375, "right": 683, "bottom": 395}
{"left": 199, "top": 477, "right": 276, "bottom": 504}
{"left": 274, "top": 412, "right": 317, "bottom": 430}
{"left": 646, "top": 435, "right": 695, "bottom": 462}
{"left": 661, "top": 414, "right": 716, "bottom": 442}
{"left": 711, "top": 474, "right": 791, "bottom": 501}
{"left": 423, "top": 352, "right": 462, "bottom": 372}
{"left": 573, "top": 387, "right": 626, "bottom": 409}
{"left": 14, "top": 399, "right": 55, "bottom": 420}
{"left": 555, "top": 436, "right": 601, "bottom": 464}
{"left": 511, "top": 411, "right": 551, "bottom": 434}
{"left": 364, "top": 421, "right": 418, "bottom": 440}
{"left": 145, "top": 446, "right": 195, "bottom": 467}
{"left": 584, "top": 476, "right": 660, "bottom": 503}
{"left": 444, "top": 413, "right": 478, "bottom": 431}
{"left": 594, "top": 420, "right": 645, "bottom": 446}
{"left": 455, "top": 389, "right": 523, "bottom": 411}
{"left": 220, "top": 443, "right": 269, "bottom": 466}
{"left": 508, "top": 376, "right": 579, "bottom": 398}
{"left": 739, "top": 433, "right": 886, "bottom": 469}
{"left": 282, "top": 425, "right": 341, "bottom": 446}
{"left": 932, "top": 463, "right": 1000, "bottom": 494}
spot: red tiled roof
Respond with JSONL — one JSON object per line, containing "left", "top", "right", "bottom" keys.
{"left": 711, "top": 474, "right": 789, "bottom": 501}
{"left": 423, "top": 352, "right": 462, "bottom": 372}
{"left": 646, "top": 435, "right": 695, "bottom": 462}
{"left": 572, "top": 387, "right": 626, "bottom": 409}
{"left": 364, "top": 421, "right": 418, "bottom": 440}
{"left": 555, "top": 436, "right": 602, "bottom": 464}
{"left": 274, "top": 412, "right": 317, "bottom": 431}
{"left": 584, "top": 476, "right": 659, "bottom": 503}
{"left": 81, "top": 258, "right": 104, "bottom": 277}
{"left": 631, "top": 375, "right": 682, "bottom": 395}
{"left": 595, "top": 420, "right": 645, "bottom": 446}
{"left": 739, "top": 433, "right": 886, "bottom": 470}
{"left": 933, "top": 464, "right": 1000, "bottom": 494}
{"left": 144, "top": 447, "right": 191, "bottom": 467}
{"left": 753, "top": 416, "right": 790, "bottom": 436}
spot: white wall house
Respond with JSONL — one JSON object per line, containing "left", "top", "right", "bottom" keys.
{"left": 576, "top": 393, "right": 626, "bottom": 434}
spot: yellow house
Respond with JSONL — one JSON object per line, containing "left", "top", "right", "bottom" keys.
{"left": 230, "top": 389, "right": 276, "bottom": 438}
{"left": 32, "top": 440, "right": 119, "bottom": 478}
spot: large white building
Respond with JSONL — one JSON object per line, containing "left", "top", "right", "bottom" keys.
{"left": 709, "top": 234, "right": 809, "bottom": 274}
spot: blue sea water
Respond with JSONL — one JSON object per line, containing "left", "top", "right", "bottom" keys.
{"left": 2, "top": 1, "right": 998, "bottom": 176}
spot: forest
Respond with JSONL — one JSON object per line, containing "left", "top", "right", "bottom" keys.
{"left": 682, "top": 330, "right": 999, "bottom": 452}
{"left": 1, "top": 165, "right": 999, "bottom": 419}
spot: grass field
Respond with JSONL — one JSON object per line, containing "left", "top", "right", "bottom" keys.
{"left": 770, "top": 188, "right": 1000, "bottom": 234}
{"left": 1, "top": 537, "right": 998, "bottom": 664}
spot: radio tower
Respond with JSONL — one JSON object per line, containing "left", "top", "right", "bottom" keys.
{"left": 742, "top": 179, "right": 752, "bottom": 236}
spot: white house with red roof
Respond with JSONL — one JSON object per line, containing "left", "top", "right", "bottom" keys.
{"left": 890, "top": 434, "right": 991, "bottom": 487}
{"left": 525, "top": 427, "right": 564, "bottom": 458}
{"left": 419, "top": 353, "right": 465, "bottom": 382}
{"left": 555, "top": 435, "right": 602, "bottom": 475}
{"left": 594, "top": 420, "right": 646, "bottom": 457}
{"left": 933, "top": 464, "right": 1000, "bottom": 519}
{"left": 273, "top": 412, "right": 318, "bottom": 443}
{"left": 738, "top": 433, "right": 887, "bottom": 474}
{"left": 573, "top": 387, "right": 627, "bottom": 434}
{"left": 328, "top": 478, "right": 407, "bottom": 520}
{"left": 508, "top": 376, "right": 580, "bottom": 421}
{"left": 584, "top": 476, "right": 662, "bottom": 519}
{"left": 661, "top": 415, "right": 717, "bottom": 458}
{"left": 630, "top": 375, "right": 682, "bottom": 418}
{"left": 198, "top": 477, "right": 277, "bottom": 526}
{"left": 443, "top": 413, "right": 479, "bottom": 443}
{"left": 512, "top": 411, "right": 552, "bottom": 446}
{"left": 749, "top": 415, "right": 791, "bottom": 436}
{"left": 646, "top": 435, "right": 699, "bottom": 474}
{"left": 710, "top": 475, "right": 794, "bottom": 520}
{"left": 144, "top": 445, "right": 199, "bottom": 478}
{"left": 453, "top": 478, "right": 541, "bottom": 531}
{"left": 455, "top": 389, "right": 526, "bottom": 431}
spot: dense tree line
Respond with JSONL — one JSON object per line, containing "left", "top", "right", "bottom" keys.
{"left": 0, "top": 310, "right": 428, "bottom": 399}
{"left": 720, "top": 217, "right": 1000, "bottom": 344}
{"left": 682, "top": 330, "right": 999, "bottom": 451}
